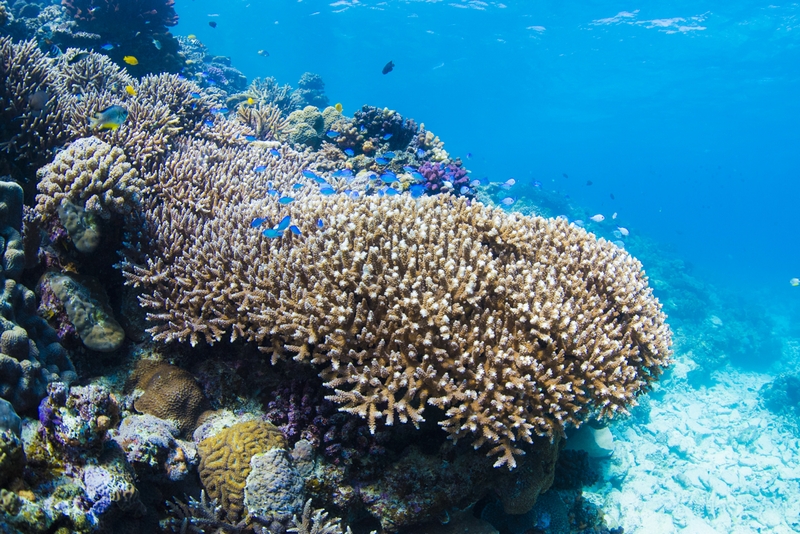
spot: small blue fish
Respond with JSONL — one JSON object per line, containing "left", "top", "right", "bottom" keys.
{"left": 384, "top": 151, "right": 395, "bottom": 159}
{"left": 303, "top": 169, "right": 320, "bottom": 180}
{"left": 269, "top": 148, "right": 280, "bottom": 157}
{"left": 411, "top": 172, "right": 424, "bottom": 181}
{"left": 381, "top": 173, "right": 399, "bottom": 183}
{"left": 190, "top": 92, "right": 201, "bottom": 98}
{"left": 385, "top": 187, "right": 399, "bottom": 196}
{"left": 217, "top": 107, "right": 229, "bottom": 114}
{"left": 332, "top": 169, "right": 352, "bottom": 178}
{"left": 360, "top": 125, "right": 366, "bottom": 132}
{"left": 204, "top": 120, "right": 214, "bottom": 128}
{"left": 409, "top": 184, "right": 426, "bottom": 198}
{"left": 532, "top": 181, "right": 542, "bottom": 188}
{"left": 292, "top": 183, "right": 304, "bottom": 190}
{"left": 383, "top": 133, "right": 393, "bottom": 140}
{"left": 375, "top": 157, "right": 389, "bottom": 165}
{"left": 470, "top": 179, "right": 482, "bottom": 187}
{"left": 289, "top": 225, "right": 301, "bottom": 235}
{"left": 403, "top": 165, "right": 417, "bottom": 172}
{"left": 268, "top": 189, "right": 279, "bottom": 196}
{"left": 326, "top": 130, "right": 339, "bottom": 138}
{"left": 263, "top": 228, "right": 283, "bottom": 238}
{"left": 277, "top": 215, "right": 291, "bottom": 231}
{"left": 244, "top": 135, "right": 256, "bottom": 142}
{"left": 500, "top": 197, "right": 515, "bottom": 206}
{"left": 101, "top": 43, "right": 114, "bottom": 51}
{"left": 319, "top": 187, "right": 336, "bottom": 196}
{"left": 251, "top": 217, "right": 266, "bottom": 227}
{"left": 254, "top": 165, "right": 267, "bottom": 173}
{"left": 344, "top": 148, "right": 355, "bottom": 157}
{"left": 460, "top": 186, "right": 470, "bottom": 195}
{"left": 279, "top": 196, "right": 294, "bottom": 204}
{"left": 317, "top": 219, "right": 324, "bottom": 228}
{"left": 416, "top": 148, "right": 425, "bottom": 158}
{"left": 466, "top": 152, "right": 472, "bottom": 159}
{"left": 349, "top": 191, "right": 359, "bottom": 199}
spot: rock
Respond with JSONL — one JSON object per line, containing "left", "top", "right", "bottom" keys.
{"left": 565, "top": 425, "right": 614, "bottom": 458}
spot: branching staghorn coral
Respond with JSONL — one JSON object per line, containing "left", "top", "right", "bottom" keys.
{"left": 120, "top": 136, "right": 672, "bottom": 469}
{"left": 236, "top": 103, "right": 291, "bottom": 141}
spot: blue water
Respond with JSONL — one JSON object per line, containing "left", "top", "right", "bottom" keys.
{"left": 177, "top": 0, "right": 800, "bottom": 293}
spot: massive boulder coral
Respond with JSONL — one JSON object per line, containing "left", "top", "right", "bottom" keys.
{"left": 121, "top": 136, "right": 672, "bottom": 469}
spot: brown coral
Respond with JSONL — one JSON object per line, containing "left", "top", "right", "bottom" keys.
{"left": 129, "top": 361, "right": 208, "bottom": 436}
{"left": 120, "top": 130, "right": 671, "bottom": 469}
{"left": 197, "top": 420, "right": 286, "bottom": 522}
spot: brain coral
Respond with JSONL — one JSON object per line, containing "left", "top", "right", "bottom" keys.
{"left": 122, "top": 136, "right": 672, "bottom": 469}
{"left": 197, "top": 420, "right": 286, "bottom": 522}
{"left": 129, "top": 361, "right": 207, "bottom": 436}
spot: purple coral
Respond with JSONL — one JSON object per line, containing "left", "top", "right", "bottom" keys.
{"left": 353, "top": 105, "right": 417, "bottom": 150}
{"left": 417, "top": 161, "right": 473, "bottom": 198}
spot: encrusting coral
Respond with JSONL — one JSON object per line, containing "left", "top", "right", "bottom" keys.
{"left": 120, "top": 133, "right": 672, "bottom": 469}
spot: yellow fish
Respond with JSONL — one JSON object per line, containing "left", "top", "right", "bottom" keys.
{"left": 187, "top": 34, "right": 197, "bottom": 40}
{"left": 335, "top": 102, "right": 343, "bottom": 113}
{"left": 123, "top": 55, "right": 138, "bottom": 65}
{"left": 125, "top": 85, "right": 137, "bottom": 96}
{"left": 247, "top": 97, "right": 255, "bottom": 106}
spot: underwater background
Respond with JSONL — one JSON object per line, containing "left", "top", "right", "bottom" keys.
{"left": 0, "top": 0, "right": 799, "bottom": 533}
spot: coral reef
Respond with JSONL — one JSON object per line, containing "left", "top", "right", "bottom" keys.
{"left": 177, "top": 36, "right": 248, "bottom": 95}
{"left": 0, "top": 428, "right": 23, "bottom": 487}
{"left": 0, "top": 37, "right": 71, "bottom": 178}
{"left": 122, "top": 148, "right": 672, "bottom": 467}
{"left": 244, "top": 447, "right": 305, "bottom": 519}
{"left": 0, "top": 398, "right": 21, "bottom": 436}
{"left": 38, "top": 382, "right": 119, "bottom": 454}
{"left": 113, "top": 413, "right": 198, "bottom": 482}
{"left": 197, "top": 419, "right": 288, "bottom": 522}
{"left": 128, "top": 360, "right": 208, "bottom": 436}
{"left": 0, "top": 179, "right": 25, "bottom": 280}
{"left": 294, "top": 72, "right": 329, "bottom": 109}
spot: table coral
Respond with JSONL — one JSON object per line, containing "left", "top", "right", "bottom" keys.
{"left": 197, "top": 420, "right": 287, "bottom": 522}
{"left": 129, "top": 360, "right": 208, "bottom": 436}
{"left": 122, "top": 136, "right": 672, "bottom": 468}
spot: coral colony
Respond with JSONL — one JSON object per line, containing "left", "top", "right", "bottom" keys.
{"left": 0, "top": 5, "right": 671, "bottom": 532}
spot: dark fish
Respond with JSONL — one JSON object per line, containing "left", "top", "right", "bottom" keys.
{"left": 610, "top": 193, "right": 615, "bottom": 200}
{"left": 382, "top": 60, "right": 394, "bottom": 74}
{"left": 209, "top": 21, "right": 217, "bottom": 28}
{"left": 382, "top": 133, "right": 393, "bottom": 140}
{"left": 68, "top": 52, "right": 91, "bottom": 65}
{"left": 586, "top": 180, "right": 593, "bottom": 186}
{"left": 28, "top": 90, "right": 49, "bottom": 112}
{"left": 563, "top": 173, "right": 568, "bottom": 178}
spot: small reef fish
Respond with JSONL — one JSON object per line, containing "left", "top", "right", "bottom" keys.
{"left": 532, "top": 181, "right": 542, "bottom": 188}
{"left": 244, "top": 135, "right": 256, "bottom": 142}
{"left": 319, "top": 187, "right": 336, "bottom": 196}
{"left": 403, "top": 165, "right": 417, "bottom": 172}
{"left": 209, "top": 21, "right": 217, "bottom": 28}
{"left": 203, "top": 120, "right": 214, "bottom": 127}
{"left": 790, "top": 278, "right": 800, "bottom": 287}
{"left": 382, "top": 60, "right": 395, "bottom": 74}
{"left": 267, "top": 189, "right": 279, "bottom": 196}
{"left": 251, "top": 217, "right": 266, "bottom": 227}
{"left": 332, "top": 169, "right": 353, "bottom": 178}
{"left": 276, "top": 216, "right": 291, "bottom": 231}
{"left": 375, "top": 157, "right": 389, "bottom": 165}
{"left": 384, "top": 151, "right": 395, "bottom": 159}
{"left": 289, "top": 225, "right": 301, "bottom": 235}
{"left": 381, "top": 173, "right": 399, "bottom": 183}
{"left": 278, "top": 196, "right": 294, "bottom": 204}
{"left": 500, "top": 197, "right": 515, "bottom": 206}
{"left": 326, "top": 130, "right": 339, "bottom": 138}
{"left": 409, "top": 184, "right": 426, "bottom": 198}
{"left": 100, "top": 43, "right": 114, "bottom": 51}
{"left": 292, "top": 183, "right": 303, "bottom": 190}
{"left": 563, "top": 173, "right": 569, "bottom": 178}
{"left": 28, "top": 90, "right": 49, "bottom": 113}
{"left": 67, "top": 52, "right": 91, "bottom": 65}
{"left": 302, "top": 169, "right": 323, "bottom": 182}
{"left": 258, "top": 50, "right": 269, "bottom": 57}
{"left": 617, "top": 226, "right": 629, "bottom": 236}
{"left": 262, "top": 229, "right": 282, "bottom": 238}
{"left": 269, "top": 148, "right": 280, "bottom": 157}
{"left": 412, "top": 172, "right": 424, "bottom": 181}
{"left": 467, "top": 152, "right": 472, "bottom": 159}
{"left": 612, "top": 212, "right": 618, "bottom": 219}
{"left": 89, "top": 105, "right": 128, "bottom": 131}
{"left": 349, "top": 191, "right": 359, "bottom": 198}
{"left": 335, "top": 103, "right": 343, "bottom": 112}
{"left": 385, "top": 187, "right": 399, "bottom": 196}
{"left": 190, "top": 92, "right": 201, "bottom": 98}
{"left": 610, "top": 193, "right": 615, "bottom": 200}
{"left": 254, "top": 165, "right": 267, "bottom": 173}
{"left": 317, "top": 219, "right": 324, "bottom": 228}
{"left": 383, "top": 133, "right": 393, "bottom": 140}
{"left": 590, "top": 214, "right": 605, "bottom": 222}
{"left": 125, "top": 85, "right": 137, "bottom": 96}
{"left": 344, "top": 148, "right": 354, "bottom": 157}
{"left": 573, "top": 220, "right": 585, "bottom": 227}
{"left": 459, "top": 186, "right": 470, "bottom": 195}
{"left": 123, "top": 55, "right": 138, "bottom": 65}
{"left": 416, "top": 148, "right": 425, "bottom": 158}
{"left": 187, "top": 34, "right": 197, "bottom": 40}
{"left": 247, "top": 97, "right": 255, "bottom": 105}
{"left": 152, "top": 38, "right": 162, "bottom": 50}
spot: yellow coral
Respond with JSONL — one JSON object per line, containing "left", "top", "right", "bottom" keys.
{"left": 197, "top": 420, "right": 286, "bottom": 521}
